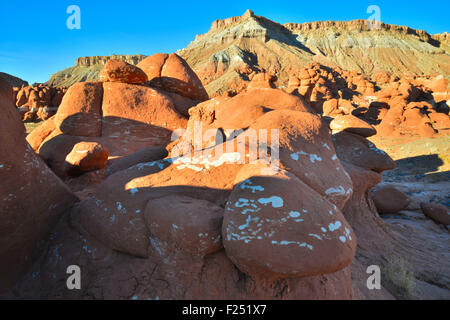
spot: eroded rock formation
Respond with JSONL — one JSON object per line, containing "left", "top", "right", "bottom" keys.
{"left": 0, "top": 78, "right": 78, "bottom": 292}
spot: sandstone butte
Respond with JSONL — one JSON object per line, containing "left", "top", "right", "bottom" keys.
{"left": 0, "top": 10, "right": 449, "bottom": 301}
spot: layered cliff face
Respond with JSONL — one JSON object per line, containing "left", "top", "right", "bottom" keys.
{"left": 75, "top": 55, "right": 147, "bottom": 67}
{"left": 285, "top": 20, "right": 450, "bottom": 75}
{"left": 179, "top": 10, "right": 450, "bottom": 96}
{"left": 47, "top": 55, "right": 146, "bottom": 88}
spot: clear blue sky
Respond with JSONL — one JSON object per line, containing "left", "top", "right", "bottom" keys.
{"left": 1, "top": 0, "right": 449, "bottom": 84}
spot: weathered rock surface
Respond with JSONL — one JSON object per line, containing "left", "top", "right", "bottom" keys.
{"left": 334, "top": 129, "right": 450, "bottom": 300}
{"left": 0, "top": 72, "right": 28, "bottom": 87}
{"left": 145, "top": 195, "right": 224, "bottom": 256}
{"left": 105, "top": 147, "right": 168, "bottom": 177}
{"left": 4, "top": 79, "right": 361, "bottom": 299}
{"left": 330, "top": 115, "right": 377, "bottom": 137}
{"left": 137, "top": 53, "right": 209, "bottom": 102}
{"left": 54, "top": 82, "right": 103, "bottom": 137}
{"left": 224, "top": 168, "right": 355, "bottom": 279}
{"left": 100, "top": 59, "right": 148, "bottom": 84}
{"left": 372, "top": 186, "right": 412, "bottom": 214}
{"left": 0, "top": 78, "right": 78, "bottom": 292}
{"left": 420, "top": 202, "right": 450, "bottom": 225}
{"left": 65, "top": 142, "right": 109, "bottom": 175}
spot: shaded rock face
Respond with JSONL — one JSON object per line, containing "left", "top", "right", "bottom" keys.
{"left": 333, "top": 124, "right": 450, "bottom": 298}
{"left": 105, "top": 147, "right": 168, "bottom": 177}
{"left": 223, "top": 169, "right": 355, "bottom": 279}
{"left": 420, "top": 202, "right": 450, "bottom": 226}
{"left": 371, "top": 186, "right": 411, "bottom": 214}
{"left": 0, "top": 78, "right": 78, "bottom": 292}
{"left": 332, "top": 132, "right": 396, "bottom": 174}
{"left": 145, "top": 195, "right": 224, "bottom": 256}
{"left": 0, "top": 72, "right": 28, "bottom": 87}
{"left": 4, "top": 80, "right": 364, "bottom": 300}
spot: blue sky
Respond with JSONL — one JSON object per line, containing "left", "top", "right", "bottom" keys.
{"left": 1, "top": 0, "right": 449, "bottom": 84}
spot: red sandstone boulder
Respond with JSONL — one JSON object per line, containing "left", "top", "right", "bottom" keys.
{"left": 160, "top": 53, "right": 209, "bottom": 101}
{"left": 420, "top": 202, "right": 450, "bottom": 225}
{"left": 26, "top": 116, "right": 57, "bottom": 151}
{"left": 145, "top": 195, "right": 224, "bottom": 256}
{"left": 100, "top": 59, "right": 148, "bottom": 85}
{"left": 332, "top": 132, "right": 396, "bottom": 174}
{"left": 7, "top": 204, "right": 354, "bottom": 299}
{"left": 338, "top": 99, "right": 356, "bottom": 115}
{"left": 330, "top": 115, "right": 377, "bottom": 137}
{"left": 105, "top": 146, "right": 168, "bottom": 177}
{"left": 427, "top": 111, "right": 450, "bottom": 131}
{"left": 426, "top": 75, "right": 448, "bottom": 94}
{"left": 4, "top": 60, "right": 396, "bottom": 299}
{"left": 68, "top": 95, "right": 355, "bottom": 269}
{"left": 375, "top": 97, "right": 448, "bottom": 137}
{"left": 171, "top": 88, "right": 312, "bottom": 156}
{"left": 136, "top": 53, "right": 168, "bottom": 83}
{"left": 371, "top": 186, "right": 411, "bottom": 214}
{"left": 102, "top": 82, "right": 187, "bottom": 133}
{"left": 250, "top": 110, "right": 353, "bottom": 210}
{"left": 15, "top": 88, "right": 28, "bottom": 107}
{"left": 223, "top": 165, "right": 356, "bottom": 279}
{"left": 54, "top": 82, "right": 103, "bottom": 137}
{"left": 12, "top": 85, "right": 67, "bottom": 124}
{"left": 138, "top": 53, "right": 209, "bottom": 101}
{"left": 100, "top": 82, "right": 187, "bottom": 157}
{"left": 288, "top": 75, "right": 301, "bottom": 89}
{"left": 323, "top": 98, "right": 342, "bottom": 117}
{"left": 65, "top": 142, "right": 109, "bottom": 175}
{"left": 165, "top": 91, "right": 198, "bottom": 117}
